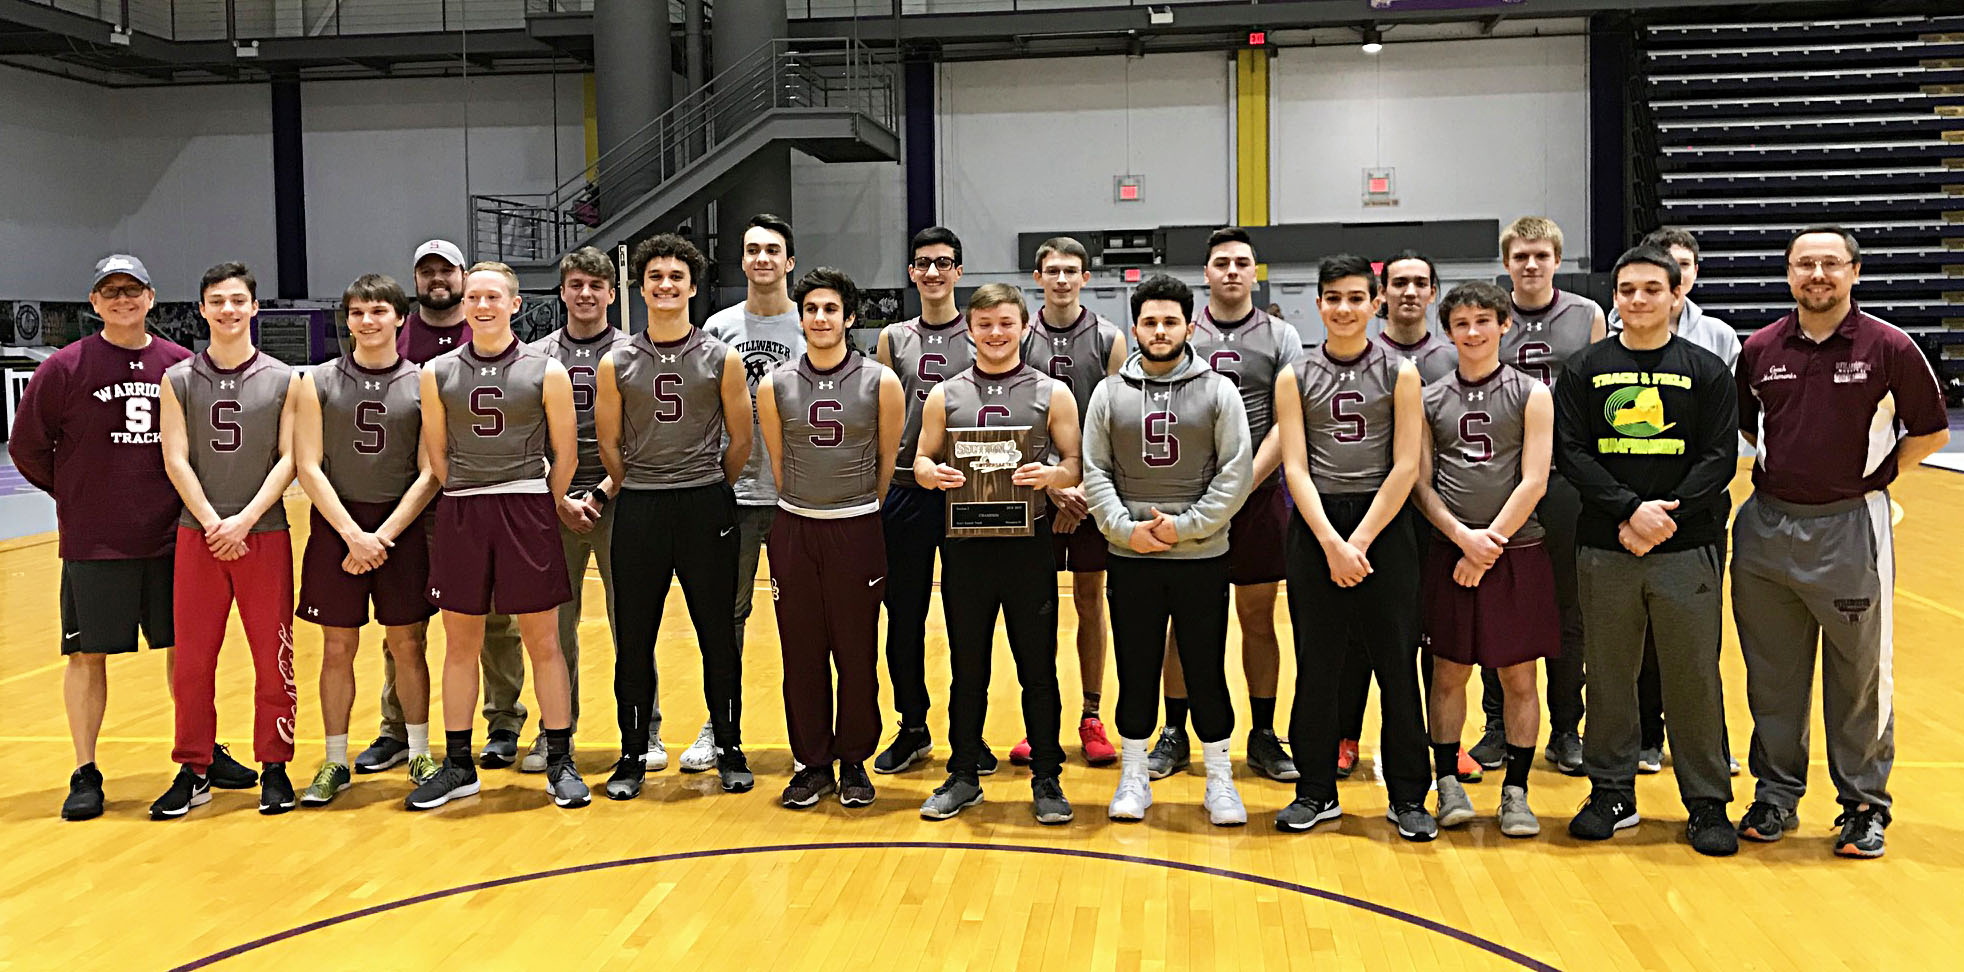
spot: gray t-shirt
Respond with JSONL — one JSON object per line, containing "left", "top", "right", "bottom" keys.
{"left": 1501, "top": 288, "right": 1599, "bottom": 390}
{"left": 430, "top": 339, "right": 553, "bottom": 494}
{"left": 314, "top": 355, "right": 421, "bottom": 504}
{"left": 1423, "top": 364, "right": 1542, "bottom": 542}
{"left": 1295, "top": 342, "right": 1405, "bottom": 495}
{"left": 937, "top": 363, "right": 1059, "bottom": 517}
{"left": 611, "top": 328, "right": 730, "bottom": 491}
{"left": 167, "top": 351, "right": 293, "bottom": 532}
{"left": 771, "top": 353, "right": 886, "bottom": 517}
{"left": 885, "top": 314, "right": 975, "bottom": 487}
{"left": 703, "top": 301, "right": 803, "bottom": 506}
{"left": 1378, "top": 330, "right": 1459, "bottom": 384}
{"left": 531, "top": 326, "right": 632, "bottom": 490}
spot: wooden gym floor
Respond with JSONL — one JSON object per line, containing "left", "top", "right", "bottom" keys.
{"left": 2, "top": 460, "right": 1961, "bottom": 970}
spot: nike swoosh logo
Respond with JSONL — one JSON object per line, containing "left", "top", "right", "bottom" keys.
{"left": 867, "top": 577, "right": 884, "bottom": 587}
{"left": 64, "top": 632, "right": 79, "bottom": 640}
{"left": 719, "top": 527, "right": 734, "bottom": 537}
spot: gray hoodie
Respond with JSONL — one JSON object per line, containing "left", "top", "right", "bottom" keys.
{"left": 1081, "top": 347, "right": 1253, "bottom": 560}
{"left": 1607, "top": 296, "right": 1739, "bottom": 370}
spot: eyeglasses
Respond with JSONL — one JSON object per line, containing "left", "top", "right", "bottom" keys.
{"left": 1038, "top": 267, "right": 1083, "bottom": 279}
{"left": 1788, "top": 258, "right": 1851, "bottom": 275}
{"left": 94, "top": 284, "right": 148, "bottom": 299}
{"left": 910, "top": 257, "right": 957, "bottom": 272}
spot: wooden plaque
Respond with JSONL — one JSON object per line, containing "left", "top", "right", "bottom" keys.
{"left": 945, "top": 425, "right": 1034, "bottom": 538}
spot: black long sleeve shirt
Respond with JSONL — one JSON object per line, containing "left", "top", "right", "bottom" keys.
{"left": 1552, "top": 333, "right": 1738, "bottom": 552}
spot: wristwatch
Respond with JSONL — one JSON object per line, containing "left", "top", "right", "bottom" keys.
{"left": 584, "top": 488, "right": 611, "bottom": 510}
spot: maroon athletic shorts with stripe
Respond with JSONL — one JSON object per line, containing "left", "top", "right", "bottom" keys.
{"left": 1420, "top": 536, "right": 1561, "bottom": 668}
{"left": 428, "top": 492, "right": 571, "bottom": 616}
{"left": 298, "top": 501, "right": 435, "bottom": 628}
{"left": 1051, "top": 514, "right": 1109, "bottom": 573}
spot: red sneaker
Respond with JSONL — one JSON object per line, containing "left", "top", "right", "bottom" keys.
{"left": 1455, "top": 747, "right": 1484, "bottom": 784}
{"left": 1009, "top": 738, "right": 1033, "bottom": 765}
{"left": 1078, "top": 717, "right": 1118, "bottom": 765}
{"left": 1335, "top": 738, "right": 1360, "bottom": 779}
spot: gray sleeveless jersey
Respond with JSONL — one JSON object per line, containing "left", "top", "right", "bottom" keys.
{"left": 1021, "top": 307, "right": 1121, "bottom": 417}
{"left": 167, "top": 351, "right": 293, "bottom": 531}
{"left": 611, "top": 328, "right": 730, "bottom": 490}
{"left": 1295, "top": 342, "right": 1404, "bottom": 495}
{"left": 314, "top": 356, "right": 422, "bottom": 504}
{"left": 1423, "top": 365, "right": 1542, "bottom": 541}
{"left": 1501, "top": 288, "right": 1598, "bottom": 389}
{"left": 939, "top": 364, "right": 1058, "bottom": 517}
{"left": 1378, "top": 331, "right": 1459, "bottom": 384}
{"left": 1191, "top": 307, "right": 1304, "bottom": 447}
{"left": 886, "top": 314, "right": 974, "bottom": 486}
{"left": 431, "top": 339, "right": 553, "bottom": 493}
{"left": 1099, "top": 366, "right": 1236, "bottom": 508}
{"left": 531, "top": 326, "right": 632, "bottom": 490}
{"left": 772, "top": 353, "right": 886, "bottom": 516}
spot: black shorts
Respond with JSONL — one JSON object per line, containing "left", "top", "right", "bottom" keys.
{"left": 60, "top": 555, "right": 174, "bottom": 655}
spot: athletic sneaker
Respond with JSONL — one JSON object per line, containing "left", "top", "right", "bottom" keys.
{"left": 521, "top": 734, "right": 571, "bottom": 774}
{"left": 62, "top": 764, "right": 105, "bottom": 821}
{"left": 716, "top": 748, "right": 755, "bottom": 793}
{"left": 605, "top": 755, "right": 645, "bottom": 800}
{"left": 405, "top": 762, "right": 480, "bottom": 811}
{"left": 1833, "top": 804, "right": 1889, "bottom": 859}
{"left": 479, "top": 729, "right": 520, "bottom": 769}
{"left": 873, "top": 726, "right": 932, "bottom": 774}
{"left": 1434, "top": 776, "right": 1476, "bottom": 828}
{"left": 1145, "top": 726, "right": 1190, "bottom": 780}
{"left": 1545, "top": 731, "right": 1584, "bottom": 776}
{"left": 1728, "top": 753, "right": 1741, "bottom": 776}
{"left": 1246, "top": 729, "right": 1299, "bottom": 782}
{"left": 1737, "top": 800, "right": 1799, "bottom": 842}
{"left": 1685, "top": 800, "right": 1738, "bottom": 857}
{"left": 353, "top": 735, "right": 409, "bottom": 774}
{"left": 1203, "top": 772, "right": 1247, "bottom": 827}
{"left": 300, "top": 763, "right": 351, "bottom": 807}
{"left": 1455, "top": 749, "right": 1484, "bottom": 784}
{"left": 1568, "top": 789, "right": 1639, "bottom": 840}
{"left": 643, "top": 739, "right": 669, "bottom": 771}
{"left": 547, "top": 758, "right": 590, "bottom": 809}
{"left": 1636, "top": 747, "right": 1663, "bottom": 774}
{"left": 149, "top": 766, "right": 211, "bottom": 820}
{"left": 978, "top": 744, "right": 999, "bottom": 776}
{"left": 1498, "top": 785, "right": 1539, "bottom": 837}
{"left": 208, "top": 744, "right": 258, "bottom": 789}
{"left": 1468, "top": 722, "right": 1508, "bottom": 770}
{"left": 1107, "top": 774, "right": 1153, "bottom": 821}
{"left": 920, "top": 776, "right": 984, "bottom": 819}
{"left": 838, "top": 761, "right": 875, "bottom": 807}
{"left": 781, "top": 766, "right": 836, "bottom": 809}
{"left": 258, "top": 763, "right": 295, "bottom": 815}
{"left": 1275, "top": 796, "right": 1341, "bottom": 833}
{"left": 679, "top": 723, "right": 718, "bottom": 773}
{"left": 1387, "top": 802, "right": 1438, "bottom": 842}
{"left": 408, "top": 753, "right": 441, "bottom": 784}
{"left": 1031, "top": 777, "right": 1073, "bottom": 825}
{"left": 1335, "top": 739, "right": 1360, "bottom": 780}
{"left": 1009, "top": 738, "right": 1033, "bottom": 765}
{"left": 1078, "top": 717, "right": 1117, "bottom": 765}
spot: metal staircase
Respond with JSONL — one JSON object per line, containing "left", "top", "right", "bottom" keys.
{"left": 471, "top": 37, "right": 897, "bottom": 283}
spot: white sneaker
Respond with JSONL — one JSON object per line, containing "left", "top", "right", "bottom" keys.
{"left": 1108, "top": 775, "right": 1153, "bottom": 821}
{"left": 519, "top": 735, "right": 549, "bottom": 774}
{"left": 1203, "top": 772, "right": 1247, "bottom": 827}
{"left": 679, "top": 723, "right": 718, "bottom": 773}
{"left": 643, "top": 739, "right": 668, "bottom": 771}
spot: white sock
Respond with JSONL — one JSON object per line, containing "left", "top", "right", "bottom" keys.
{"left": 406, "top": 723, "right": 430, "bottom": 757}
{"left": 325, "top": 734, "right": 349, "bottom": 767}
{"left": 1119, "top": 736, "right": 1150, "bottom": 778}
{"left": 1201, "top": 738, "right": 1234, "bottom": 777}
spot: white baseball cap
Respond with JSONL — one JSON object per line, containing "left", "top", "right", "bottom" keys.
{"left": 413, "top": 239, "right": 466, "bottom": 268}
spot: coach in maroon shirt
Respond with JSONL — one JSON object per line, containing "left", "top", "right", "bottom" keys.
{"left": 395, "top": 239, "right": 473, "bottom": 363}
{"left": 1730, "top": 225, "right": 1949, "bottom": 860}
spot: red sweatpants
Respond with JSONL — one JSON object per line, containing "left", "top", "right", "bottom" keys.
{"left": 769, "top": 510, "right": 886, "bottom": 767}
{"left": 171, "top": 527, "right": 297, "bottom": 769}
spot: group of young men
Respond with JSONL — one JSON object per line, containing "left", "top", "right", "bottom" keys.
{"left": 16, "top": 213, "right": 1941, "bottom": 860}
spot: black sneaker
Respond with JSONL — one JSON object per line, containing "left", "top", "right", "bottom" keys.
{"left": 405, "top": 761, "right": 480, "bottom": 811}
{"left": 839, "top": 761, "right": 876, "bottom": 807}
{"left": 479, "top": 729, "right": 521, "bottom": 769}
{"left": 781, "top": 765, "right": 836, "bottom": 809}
{"left": 1568, "top": 789, "right": 1639, "bottom": 840}
{"left": 353, "top": 735, "right": 409, "bottom": 774}
{"left": 1833, "top": 804, "right": 1889, "bottom": 859}
{"left": 717, "top": 748, "right": 756, "bottom": 793}
{"left": 1146, "top": 726, "right": 1190, "bottom": 780}
{"left": 1246, "top": 728, "right": 1300, "bottom": 782}
{"left": 604, "top": 755, "right": 645, "bottom": 800}
{"left": 258, "top": 762, "right": 295, "bottom": 815}
{"left": 1031, "top": 776, "right": 1074, "bottom": 825}
{"left": 150, "top": 766, "right": 211, "bottom": 820}
{"left": 874, "top": 726, "right": 932, "bottom": 774}
{"left": 1685, "top": 800, "right": 1737, "bottom": 856}
{"left": 208, "top": 744, "right": 258, "bottom": 789}
{"left": 62, "top": 763, "right": 105, "bottom": 821}
{"left": 1467, "top": 721, "right": 1508, "bottom": 770}
{"left": 977, "top": 743, "right": 999, "bottom": 777}
{"left": 1545, "top": 731, "right": 1585, "bottom": 776}
{"left": 1738, "top": 801, "right": 1799, "bottom": 842}
{"left": 1275, "top": 796, "right": 1342, "bottom": 832}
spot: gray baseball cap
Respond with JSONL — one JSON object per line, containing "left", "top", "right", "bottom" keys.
{"left": 92, "top": 254, "right": 152, "bottom": 290}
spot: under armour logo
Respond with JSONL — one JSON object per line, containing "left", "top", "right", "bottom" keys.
{"left": 305, "top": 606, "right": 319, "bottom": 617}
{"left": 480, "top": 367, "right": 498, "bottom": 376}
{"left": 1338, "top": 371, "right": 1357, "bottom": 381}
{"left": 438, "top": 337, "right": 455, "bottom": 345}
{"left": 1523, "top": 321, "right": 1543, "bottom": 332}
{"left": 1151, "top": 391, "right": 1170, "bottom": 401}
{"left": 575, "top": 349, "right": 593, "bottom": 358}
{"left": 1466, "top": 390, "right": 1485, "bottom": 402}
{"left": 986, "top": 385, "right": 1003, "bottom": 395}
{"left": 363, "top": 380, "right": 381, "bottom": 391}
{"left": 818, "top": 380, "right": 835, "bottom": 390}
{"left": 1224, "top": 333, "right": 1238, "bottom": 343}
{"left": 130, "top": 361, "right": 144, "bottom": 371}
{"left": 927, "top": 335, "right": 945, "bottom": 344}
{"left": 219, "top": 380, "right": 237, "bottom": 389}
{"left": 1053, "top": 337, "right": 1069, "bottom": 347}
{"left": 429, "top": 588, "right": 442, "bottom": 599}
{"left": 659, "top": 353, "right": 678, "bottom": 363}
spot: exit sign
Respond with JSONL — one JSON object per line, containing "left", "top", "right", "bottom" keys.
{"left": 1248, "top": 31, "right": 1267, "bottom": 46}
{"left": 1114, "top": 174, "right": 1143, "bottom": 202}
{"left": 1362, "top": 167, "right": 1397, "bottom": 207}
{"left": 1123, "top": 267, "right": 1143, "bottom": 283}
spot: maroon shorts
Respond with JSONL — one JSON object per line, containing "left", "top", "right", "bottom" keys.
{"left": 1420, "top": 536, "right": 1561, "bottom": 668}
{"left": 1051, "top": 514, "right": 1109, "bottom": 573}
{"left": 1226, "top": 480, "right": 1287, "bottom": 586}
{"left": 298, "top": 502, "right": 435, "bottom": 628}
{"left": 427, "top": 492, "right": 571, "bottom": 616}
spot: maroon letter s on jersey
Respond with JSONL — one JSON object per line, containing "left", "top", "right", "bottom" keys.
{"left": 210, "top": 401, "right": 242, "bottom": 452}
{"left": 652, "top": 373, "right": 684, "bottom": 423}
{"left": 470, "top": 387, "right": 504, "bottom": 436}
{"left": 1144, "top": 411, "right": 1180, "bottom": 467}
{"left": 354, "top": 400, "right": 387, "bottom": 455}
{"left": 808, "top": 400, "right": 843, "bottom": 447}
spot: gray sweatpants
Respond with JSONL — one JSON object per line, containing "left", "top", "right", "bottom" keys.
{"left": 379, "top": 614, "right": 526, "bottom": 738}
{"left": 1732, "top": 491, "right": 1895, "bottom": 811}
{"left": 1578, "top": 543, "right": 1731, "bottom": 805}
{"left": 731, "top": 503, "right": 775, "bottom": 658}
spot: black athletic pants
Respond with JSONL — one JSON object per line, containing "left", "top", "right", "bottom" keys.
{"left": 942, "top": 531, "right": 1064, "bottom": 781}
{"left": 1483, "top": 470, "right": 1585, "bottom": 735}
{"left": 1336, "top": 639, "right": 1436, "bottom": 742}
{"left": 1286, "top": 497, "right": 1430, "bottom": 806}
{"left": 1108, "top": 554, "right": 1234, "bottom": 744}
{"left": 882, "top": 482, "right": 944, "bottom": 727}
{"left": 610, "top": 483, "right": 742, "bottom": 755}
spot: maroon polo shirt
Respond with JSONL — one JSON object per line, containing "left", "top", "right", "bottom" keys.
{"left": 1736, "top": 303, "right": 1947, "bottom": 505}
{"left": 7, "top": 332, "right": 193, "bottom": 560}
{"left": 395, "top": 311, "right": 473, "bottom": 364}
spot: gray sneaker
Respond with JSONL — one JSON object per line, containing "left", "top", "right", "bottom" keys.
{"left": 1145, "top": 726, "right": 1190, "bottom": 780}
{"left": 1467, "top": 722, "right": 1508, "bottom": 770}
{"left": 920, "top": 775, "right": 984, "bottom": 820}
{"left": 1636, "top": 747, "right": 1663, "bottom": 774}
{"left": 1434, "top": 776, "right": 1476, "bottom": 828}
{"left": 1031, "top": 777, "right": 1073, "bottom": 825}
{"left": 1386, "top": 802, "right": 1438, "bottom": 842}
{"left": 520, "top": 734, "right": 549, "bottom": 774}
{"left": 1498, "top": 784, "right": 1540, "bottom": 836}
{"left": 547, "top": 758, "right": 590, "bottom": 808}
{"left": 1545, "top": 731, "right": 1584, "bottom": 776}
{"left": 1274, "top": 796, "right": 1341, "bottom": 832}
{"left": 1245, "top": 729, "right": 1300, "bottom": 782}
